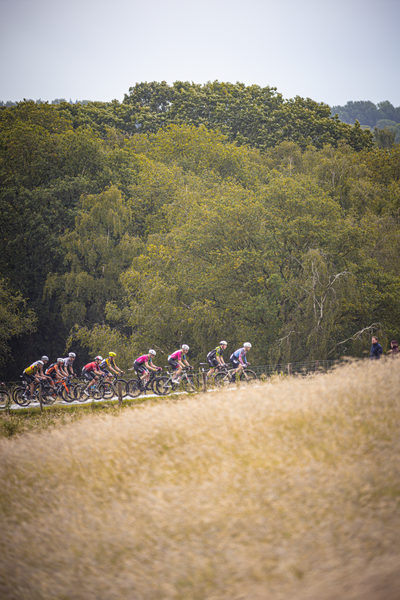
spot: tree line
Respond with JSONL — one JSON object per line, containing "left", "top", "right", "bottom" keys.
{"left": 331, "top": 100, "right": 400, "bottom": 147}
{"left": 1, "top": 83, "right": 399, "bottom": 379}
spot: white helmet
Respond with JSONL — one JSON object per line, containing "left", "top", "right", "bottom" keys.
{"left": 38, "top": 360, "right": 44, "bottom": 366}
{"left": 243, "top": 342, "right": 252, "bottom": 349}
{"left": 41, "top": 355, "right": 49, "bottom": 362}
{"left": 68, "top": 352, "right": 76, "bottom": 358}
{"left": 182, "top": 344, "right": 189, "bottom": 352}
{"left": 220, "top": 340, "right": 228, "bottom": 345}
{"left": 95, "top": 355, "right": 103, "bottom": 361}
{"left": 149, "top": 349, "right": 156, "bottom": 356}
{"left": 57, "top": 357, "right": 64, "bottom": 363}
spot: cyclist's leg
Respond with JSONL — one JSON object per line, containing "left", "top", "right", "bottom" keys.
{"left": 168, "top": 358, "right": 180, "bottom": 382}
{"left": 206, "top": 357, "right": 218, "bottom": 378}
{"left": 230, "top": 357, "right": 241, "bottom": 379}
{"left": 83, "top": 371, "right": 95, "bottom": 393}
{"left": 23, "top": 374, "right": 35, "bottom": 399}
{"left": 134, "top": 363, "right": 148, "bottom": 386}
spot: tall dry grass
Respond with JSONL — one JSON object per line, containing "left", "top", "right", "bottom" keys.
{"left": 1, "top": 359, "right": 400, "bottom": 600}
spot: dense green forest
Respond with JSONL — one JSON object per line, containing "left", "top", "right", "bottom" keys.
{"left": 1, "top": 82, "right": 400, "bottom": 379}
{"left": 331, "top": 100, "right": 400, "bottom": 146}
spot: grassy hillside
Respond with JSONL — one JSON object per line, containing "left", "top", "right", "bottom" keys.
{"left": 1, "top": 359, "right": 400, "bottom": 599}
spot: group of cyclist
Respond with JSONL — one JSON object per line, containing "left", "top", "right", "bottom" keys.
{"left": 22, "top": 353, "right": 77, "bottom": 400}
{"left": 21, "top": 341, "right": 252, "bottom": 400}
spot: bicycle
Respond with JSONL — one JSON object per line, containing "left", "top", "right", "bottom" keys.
{"left": 199, "top": 362, "right": 229, "bottom": 388}
{"left": 214, "top": 364, "right": 257, "bottom": 388}
{"left": 74, "top": 375, "right": 113, "bottom": 402}
{"left": 154, "top": 367, "right": 196, "bottom": 396}
{"left": 13, "top": 377, "right": 56, "bottom": 407}
{"left": 0, "top": 382, "right": 11, "bottom": 409}
{"left": 101, "top": 373, "right": 129, "bottom": 399}
{"left": 44, "top": 376, "right": 78, "bottom": 403}
{"left": 126, "top": 369, "right": 165, "bottom": 398}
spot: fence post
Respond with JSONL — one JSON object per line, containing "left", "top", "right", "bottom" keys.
{"left": 287, "top": 363, "right": 292, "bottom": 376}
{"left": 202, "top": 371, "right": 207, "bottom": 393}
{"left": 315, "top": 360, "right": 319, "bottom": 372}
{"left": 117, "top": 381, "right": 122, "bottom": 407}
{"left": 38, "top": 385, "right": 43, "bottom": 412}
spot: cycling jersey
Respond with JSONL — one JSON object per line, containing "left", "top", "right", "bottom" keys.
{"left": 135, "top": 354, "right": 152, "bottom": 365}
{"left": 24, "top": 361, "right": 42, "bottom": 376}
{"left": 82, "top": 362, "right": 98, "bottom": 372}
{"left": 46, "top": 363, "right": 61, "bottom": 377}
{"left": 230, "top": 348, "right": 248, "bottom": 365}
{"left": 169, "top": 350, "right": 186, "bottom": 362}
{"left": 100, "top": 357, "right": 115, "bottom": 370}
{"left": 207, "top": 346, "right": 224, "bottom": 360}
{"left": 62, "top": 357, "right": 74, "bottom": 367}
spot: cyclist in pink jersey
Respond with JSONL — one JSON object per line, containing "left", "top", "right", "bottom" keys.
{"left": 168, "top": 344, "right": 192, "bottom": 382}
{"left": 133, "top": 349, "right": 162, "bottom": 384}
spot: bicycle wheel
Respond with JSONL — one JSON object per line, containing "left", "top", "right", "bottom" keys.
{"left": 98, "top": 381, "right": 114, "bottom": 399}
{"left": 114, "top": 379, "right": 128, "bottom": 398}
{"left": 126, "top": 379, "right": 142, "bottom": 399}
{"left": 87, "top": 383, "right": 102, "bottom": 400}
{"left": 0, "top": 390, "right": 11, "bottom": 409}
{"left": 214, "top": 371, "right": 233, "bottom": 388}
{"left": 74, "top": 384, "right": 89, "bottom": 402}
{"left": 37, "top": 384, "right": 56, "bottom": 405}
{"left": 181, "top": 374, "right": 196, "bottom": 392}
{"left": 154, "top": 376, "right": 175, "bottom": 396}
{"left": 13, "top": 387, "right": 31, "bottom": 407}
{"left": 61, "top": 381, "right": 76, "bottom": 402}
{"left": 151, "top": 376, "right": 166, "bottom": 395}
{"left": 151, "top": 376, "right": 168, "bottom": 395}
{"left": 240, "top": 370, "right": 257, "bottom": 385}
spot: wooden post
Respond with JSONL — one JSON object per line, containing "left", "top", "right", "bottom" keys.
{"left": 202, "top": 371, "right": 207, "bottom": 393}
{"left": 118, "top": 381, "right": 122, "bottom": 406}
{"left": 38, "top": 385, "right": 43, "bottom": 412}
{"left": 315, "top": 360, "right": 319, "bottom": 372}
{"left": 288, "top": 363, "right": 292, "bottom": 376}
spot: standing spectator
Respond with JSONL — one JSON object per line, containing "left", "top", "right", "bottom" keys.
{"left": 388, "top": 340, "right": 399, "bottom": 357}
{"left": 370, "top": 336, "right": 383, "bottom": 360}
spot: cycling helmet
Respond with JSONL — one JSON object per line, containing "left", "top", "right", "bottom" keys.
{"left": 38, "top": 360, "right": 44, "bottom": 366}
{"left": 41, "top": 355, "right": 49, "bottom": 362}
{"left": 95, "top": 355, "right": 103, "bottom": 361}
{"left": 68, "top": 352, "right": 76, "bottom": 358}
{"left": 243, "top": 342, "right": 252, "bottom": 349}
{"left": 109, "top": 351, "right": 117, "bottom": 357}
{"left": 220, "top": 340, "right": 228, "bottom": 345}
{"left": 182, "top": 344, "right": 189, "bottom": 352}
{"left": 57, "top": 358, "right": 64, "bottom": 363}
{"left": 149, "top": 349, "right": 156, "bottom": 356}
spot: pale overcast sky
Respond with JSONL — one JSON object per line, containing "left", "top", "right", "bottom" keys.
{"left": 1, "top": 0, "right": 399, "bottom": 108}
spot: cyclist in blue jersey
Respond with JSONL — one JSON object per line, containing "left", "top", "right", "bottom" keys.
{"left": 230, "top": 343, "right": 252, "bottom": 377}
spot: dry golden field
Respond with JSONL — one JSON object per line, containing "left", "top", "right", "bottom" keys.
{"left": 1, "top": 359, "right": 400, "bottom": 600}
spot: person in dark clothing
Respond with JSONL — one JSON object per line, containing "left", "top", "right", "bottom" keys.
{"left": 370, "top": 336, "right": 383, "bottom": 360}
{"left": 388, "top": 340, "right": 399, "bottom": 357}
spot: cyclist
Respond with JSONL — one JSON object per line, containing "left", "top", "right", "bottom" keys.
{"left": 99, "top": 351, "right": 124, "bottom": 381}
{"left": 168, "top": 344, "right": 192, "bottom": 382}
{"left": 133, "top": 349, "right": 162, "bottom": 385}
{"left": 60, "top": 352, "right": 76, "bottom": 378}
{"left": 206, "top": 341, "right": 228, "bottom": 378}
{"left": 45, "top": 357, "right": 66, "bottom": 383}
{"left": 81, "top": 356, "right": 104, "bottom": 396}
{"left": 22, "top": 356, "right": 48, "bottom": 400}
{"left": 230, "top": 343, "right": 252, "bottom": 378}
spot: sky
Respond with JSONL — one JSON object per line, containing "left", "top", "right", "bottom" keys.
{"left": 1, "top": 0, "right": 399, "bottom": 108}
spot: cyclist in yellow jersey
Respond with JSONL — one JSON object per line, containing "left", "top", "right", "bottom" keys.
{"left": 99, "top": 352, "right": 124, "bottom": 380}
{"left": 23, "top": 356, "right": 49, "bottom": 400}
